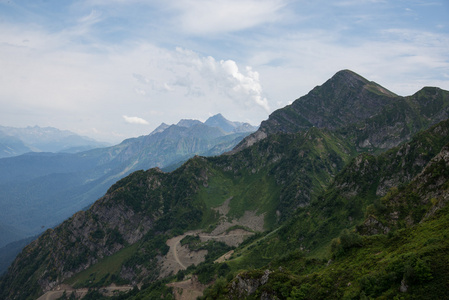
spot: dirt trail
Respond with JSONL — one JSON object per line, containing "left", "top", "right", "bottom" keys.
{"left": 171, "top": 234, "right": 188, "bottom": 269}
{"left": 36, "top": 284, "right": 132, "bottom": 300}
{"left": 160, "top": 196, "right": 265, "bottom": 279}
{"left": 159, "top": 231, "right": 207, "bottom": 278}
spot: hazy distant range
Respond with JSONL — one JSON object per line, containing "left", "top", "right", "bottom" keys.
{"left": 0, "top": 113, "right": 256, "bottom": 248}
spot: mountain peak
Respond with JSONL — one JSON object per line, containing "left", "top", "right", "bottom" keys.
{"left": 176, "top": 119, "right": 203, "bottom": 128}
{"left": 333, "top": 69, "right": 368, "bottom": 81}
{"left": 205, "top": 113, "right": 226, "bottom": 123}
{"left": 205, "top": 114, "right": 257, "bottom": 133}
{"left": 149, "top": 123, "right": 170, "bottom": 135}
{"left": 231, "top": 70, "right": 408, "bottom": 153}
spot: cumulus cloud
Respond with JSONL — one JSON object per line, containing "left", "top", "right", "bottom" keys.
{"left": 131, "top": 48, "right": 270, "bottom": 112}
{"left": 172, "top": 48, "right": 270, "bottom": 111}
{"left": 123, "top": 115, "right": 149, "bottom": 125}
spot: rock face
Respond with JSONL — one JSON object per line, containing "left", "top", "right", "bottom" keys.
{"left": 229, "top": 270, "right": 272, "bottom": 298}
{"left": 0, "top": 166, "right": 189, "bottom": 299}
{"left": 367, "top": 144, "right": 449, "bottom": 232}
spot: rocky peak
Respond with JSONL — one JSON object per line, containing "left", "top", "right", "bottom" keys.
{"left": 233, "top": 70, "right": 448, "bottom": 154}
{"left": 232, "top": 70, "right": 398, "bottom": 152}
{"left": 177, "top": 119, "right": 203, "bottom": 128}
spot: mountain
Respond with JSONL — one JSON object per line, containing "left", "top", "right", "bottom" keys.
{"left": 0, "top": 125, "right": 110, "bottom": 157}
{"left": 1, "top": 71, "right": 448, "bottom": 300}
{"left": 0, "top": 115, "right": 255, "bottom": 254}
{"left": 205, "top": 113, "right": 258, "bottom": 133}
{"left": 214, "top": 119, "right": 449, "bottom": 299}
{"left": 176, "top": 119, "right": 204, "bottom": 128}
{"left": 0, "top": 131, "right": 34, "bottom": 158}
{"left": 232, "top": 70, "right": 449, "bottom": 152}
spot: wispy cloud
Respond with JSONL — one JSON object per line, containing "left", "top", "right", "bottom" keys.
{"left": 123, "top": 115, "right": 149, "bottom": 125}
{"left": 0, "top": 0, "right": 448, "bottom": 143}
{"left": 167, "top": 0, "right": 287, "bottom": 35}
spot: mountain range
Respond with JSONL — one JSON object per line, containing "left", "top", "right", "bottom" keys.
{"left": 1, "top": 70, "right": 448, "bottom": 299}
{"left": 0, "top": 115, "right": 256, "bottom": 272}
{"left": 0, "top": 125, "right": 111, "bottom": 158}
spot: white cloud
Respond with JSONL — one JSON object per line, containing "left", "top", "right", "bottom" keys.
{"left": 123, "top": 115, "right": 149, "bottom": 125}
{"left": 1, "top": 0, "right": 448, "bottom": 143}
{"left": 169, "top": 0, "right": 287, "bottom": 35}
{"left": 171, "top": 48, "right": 270, "bottom": 111}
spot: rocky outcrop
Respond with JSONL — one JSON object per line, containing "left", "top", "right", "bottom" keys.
{"left": 228, "top": 269, "right": 272, "bottom": 298}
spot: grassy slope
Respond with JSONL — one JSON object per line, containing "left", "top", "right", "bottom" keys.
{"left": 197, "top": 120, "right": 449, "bottom": 299}
{"left": 220, "top": 206, "right": 449, "bottom": 299}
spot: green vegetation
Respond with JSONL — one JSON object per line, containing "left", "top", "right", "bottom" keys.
{"left": 197, "top": 120, "right": 449, "bottom": 299}
{"left": 2, "top": 72, "right": 449, "bottom": 300}
{"left": 66, "top": 243, "right": 139, "bottom": 288}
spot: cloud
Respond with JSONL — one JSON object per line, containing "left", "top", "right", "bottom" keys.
{"left": 123, "top": 115, "right": 149, "bottom": 125}
{"left": 172, "top": 48, "right": 270, "bottom": 111}
{"left": 130, "top": 47, "right": 271, "bottom": 112}
{"left": 1, "top": 0, "right": 448, "bottom": 144}
{"left": 169, "top": 0, "right": 287, "bottom": 35}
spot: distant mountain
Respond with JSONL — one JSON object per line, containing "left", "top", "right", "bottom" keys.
{"left": 0, "top": 132, "right": 34, "bottom": 158}
{"left": 2, "top": 71, "right": 449, "bottom": 300}
{"left": 205, "top": 113, "right": 258, "bottom": 133}
{"left": 176, "top": 119, "right": 203, "bottom": 128}
{"left": 0, "top": 125, "right": 109, "bottom": 158}
{"left": 0, "top": 115, "right": 256, "bottom": 250}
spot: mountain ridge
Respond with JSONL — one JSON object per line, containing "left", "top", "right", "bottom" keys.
{"left": 232, "top": 70, "right": 449, "bottom": 153}
{"left": 0, "top": 125, "right": 109, "bottom": 157}
{"left": 0, "top": 115, "right": 256, "bottom": 263}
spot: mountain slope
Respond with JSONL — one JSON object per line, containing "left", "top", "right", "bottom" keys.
{"left": 0, "top": 132, "right": 34, "bottom": 158}
{"left": 207, "top": 120, "right": 449, "bottom": 299}
{"left": 0, "top": 125, "right": 109, "bottom": 157}
{"left": 1, "top": 71, "right": 449, "bottom": 299}
{"left": 233, "top": 70, "right": 449, "bottom": 152}
{"left": 0, "top": 116, "right": 255, "bottom": 255}
{"left": 0, "top": 126, "right": 354, "bottom": 299}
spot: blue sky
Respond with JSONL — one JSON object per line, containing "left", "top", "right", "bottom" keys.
{"left": 1, "top": 0, "right": 448, "bottom": 143}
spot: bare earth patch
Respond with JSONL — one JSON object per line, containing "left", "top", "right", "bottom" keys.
{"left": 36, "top": 284, "right": 133, "bottom": 300}
{"left": 161, "top": 200, "right": 266, "bottom": 299}
{"left": 167, "top": 275, "right": 207, "bottom": 300}
{"left": 38, "top": 199, "right": 265, "bottom": 300}
{"left": 211, "top": 196, "right": 265, "bottom": 235}
{"left": 159, "top": 232, "right": 207, "bottom": 279}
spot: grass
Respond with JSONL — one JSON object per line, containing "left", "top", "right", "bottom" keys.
{"left": 196, "top": 166, "right": 281, "bottom": 232}
{"left": 66, "top": 243, "right": 139, "bottom": 288}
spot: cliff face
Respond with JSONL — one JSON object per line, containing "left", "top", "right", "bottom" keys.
{"left": 0, "top": 168, "right": 170, "bottom": 299}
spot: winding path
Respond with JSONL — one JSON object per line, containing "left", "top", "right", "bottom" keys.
{"left": 172, "top": 235, "right": 187, "bottom": 269}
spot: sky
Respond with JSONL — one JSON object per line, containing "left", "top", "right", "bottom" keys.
{"left": 0, "top": 0, "right": 448, "bottom": 143}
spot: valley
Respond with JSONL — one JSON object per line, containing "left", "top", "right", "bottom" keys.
{"left": 0, "top": 114, "right": 256, "bottom": 275}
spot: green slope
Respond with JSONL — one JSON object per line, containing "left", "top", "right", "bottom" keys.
{"left": 197, "top": 119, "right": 449, "bottom": 299}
